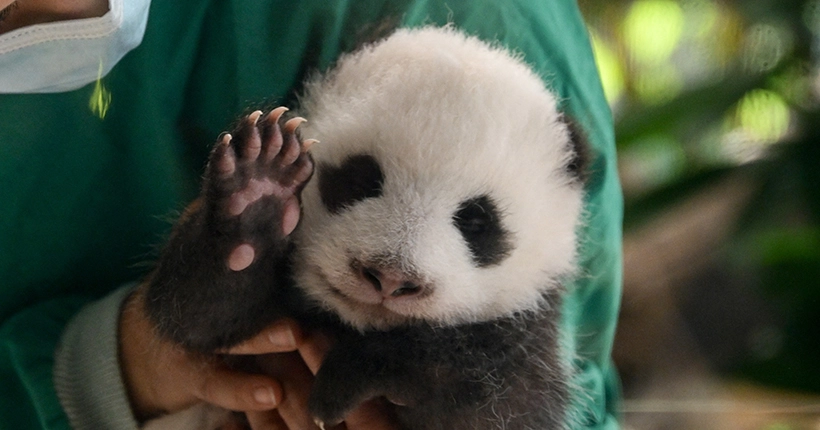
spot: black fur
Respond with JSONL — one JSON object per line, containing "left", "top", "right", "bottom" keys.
{"left": 562, "top": 116, "right": 591, "bottom": 184}
{"left": 145, "top": 111, "right": 574, "bottom": 428}
{"left": 309, "top": 290, "right": 568, "bottom": 429}
{"left": 319, "top": 154, "right": 384, "bottom": 214}
{"left": 453, "top": 195, "right": 513, "bottom": 267}
{"left": 145, "top": 111, "right": 313, "bottom": 352}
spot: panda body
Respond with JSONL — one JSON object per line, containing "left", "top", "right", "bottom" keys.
{"left": 145, "top": 27, "right": 586, "bottom": 429}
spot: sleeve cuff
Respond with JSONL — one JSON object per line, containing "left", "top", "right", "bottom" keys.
{"left": 54, "top": 284, "right": 140, "bottom": 430}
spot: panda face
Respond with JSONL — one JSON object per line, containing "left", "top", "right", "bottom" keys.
{"left": 317, "top": 155, "right": 513, "bottom": 268}
{"left": 291, "top": 27, "right": 585, "bottom": 330}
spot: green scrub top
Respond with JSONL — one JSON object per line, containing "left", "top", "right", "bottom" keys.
{"left": 0, "top": 0, "right": 622, "bottom": 428}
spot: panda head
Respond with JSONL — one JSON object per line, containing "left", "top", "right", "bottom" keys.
{"left": 292, "top": 27, "right": 586, "bottom": 331}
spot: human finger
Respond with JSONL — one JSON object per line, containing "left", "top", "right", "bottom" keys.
{"left": 193, "top": 364, "right": 283, "bottom": 412}
{"left": 223, "top": 319, "right": 302, "bottom": 355}
{"left": 297, "top": 332, "right": 335, "bottom": 374}
{"left": 256, "top": 352, "right": 320, "bottom": 429}
{"left": 296, "top": 335, "right": 398, "bottom": 429}
{"left": 246, "top": 410, "right": 289, "bottom": 430}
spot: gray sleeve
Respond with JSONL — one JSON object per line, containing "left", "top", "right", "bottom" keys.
{"left": 54, "top": 284, "right": 141, "bottom": 430}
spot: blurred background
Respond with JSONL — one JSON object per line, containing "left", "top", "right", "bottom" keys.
{"left": 577, "top": 0, "right": 820, "bottom": 428}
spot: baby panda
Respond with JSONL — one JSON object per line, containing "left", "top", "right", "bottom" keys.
{"left": 144, "top": 26, "right": 587, "bottom": 430}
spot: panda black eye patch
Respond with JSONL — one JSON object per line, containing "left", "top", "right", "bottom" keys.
{"left": 453, "top": 195, "right": 512, "bottom": 267}
{"left": 319, "top": 154, "right": 384, "bottom": 214}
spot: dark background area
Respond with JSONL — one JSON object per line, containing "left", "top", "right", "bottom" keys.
{"left": 578, "top": 0, "right": 820, "bottom": 428}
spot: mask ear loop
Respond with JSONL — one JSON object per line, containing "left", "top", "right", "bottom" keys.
{"left": 89, "top": 58, "right": 112, "bottom": 119}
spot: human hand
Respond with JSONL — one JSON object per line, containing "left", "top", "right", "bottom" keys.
{"left": 120, "top": 287, "right": 398, "bottom": 429}
{"left": 244, "top": 332, "right": 399, "bottom": 430}
{"left": 119, "top": 287, "right": 299, "bottom": 424}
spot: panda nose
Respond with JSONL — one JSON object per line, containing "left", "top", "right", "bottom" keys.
{"left": 360, "top": 266, "right": 424, "bottom": 298}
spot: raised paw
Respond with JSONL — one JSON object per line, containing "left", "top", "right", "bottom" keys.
{"left": 204, "top": 107, "right": 315, "bottom": 271}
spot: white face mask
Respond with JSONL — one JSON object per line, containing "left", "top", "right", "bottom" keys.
{"left": 0, "top": 0, "right": 150, "bottom": 93}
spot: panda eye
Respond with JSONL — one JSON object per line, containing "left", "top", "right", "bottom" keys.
{"left": 453, "top": 195, "right": 512, "bottom": 267}
{"left": 319, "top": 154, "right": 384, "bottom": 214}
{"left": 455, "top": 207, "right": 490, "bottom": 236}
{"left": 459, "top": 217, "right": 488, "bottom": 235}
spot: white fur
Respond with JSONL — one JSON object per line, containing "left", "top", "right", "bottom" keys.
{"left": 143, "top": 27, "right": 584, "bottom": 430}
{"left": 293, "top": 27, "right": 584, "bottom": 330}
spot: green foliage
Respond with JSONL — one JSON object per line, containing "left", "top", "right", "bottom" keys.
{"left": 581, "top": 0, "right": 820, "bottom": 392}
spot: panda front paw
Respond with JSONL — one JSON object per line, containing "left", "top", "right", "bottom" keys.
{"left": 307, "top": 345, "right": 381, "bottom": 426}
{"left": 309, "top": 376, "right": 365, "bottom": 427}
{"left": 145, "top": 108, "right": 315, "bottom": 351}
{"left": 308, "top": 342, "right": 421, "bottom": 427}
{"left": 204, "top": 107, "right": 315, "bottom": 271}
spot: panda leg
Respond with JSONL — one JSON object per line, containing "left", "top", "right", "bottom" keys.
{"left": 144, "top": 108, "right": 315, "bottom": 351}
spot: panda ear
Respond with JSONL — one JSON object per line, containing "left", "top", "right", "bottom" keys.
{"left": 560, "top": 115, "right": 591, "bottom": 185}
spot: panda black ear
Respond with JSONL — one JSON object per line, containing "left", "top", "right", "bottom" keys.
{"left": 561, "top": 115, "right": 591, "bottom": 185}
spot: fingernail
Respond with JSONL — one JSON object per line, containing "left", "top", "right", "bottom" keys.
{"left": 253, "top": 386, "right": 277, "bottom": 405}
{"left": 267, "top": 323, "right": 297, "bottom": 349}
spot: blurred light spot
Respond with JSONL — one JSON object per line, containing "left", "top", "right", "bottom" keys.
{"left": 684, "top": 0, "right": 719, "bottom": 40}
{"left": 619, "top": 135, "right": 686, "bottom": 196}
{"left": 89, "top": 60, "right": 111, "bottom": 119}
{"left": 623, "top": 0, "right": 685, "bottom": 66}
{"left": 770, "top": 63, "right": 814, "bottom": 108}
{"left": 804, "top": 0, "right": 820, "bottom": 35}
{"left": 742, "top": 23, "right": 794, "bottom": 73}
{"left": 678, "top": 0, "right": 739, "bottom": 78}
{"left": 590, "top": 32, "right": 625, "bottom": 105}
{"left": 634, "top": 63, "right": 683, "bottom": 105}
{"left": 736, "top": 89, "right": 790, "bottom": 142}
{"left": 721, "top": 89, "right": 790, "bottom": 163}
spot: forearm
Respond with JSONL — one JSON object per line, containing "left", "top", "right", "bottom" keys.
{"left": 54, "top": 284, "right": 141, "bottom": 430}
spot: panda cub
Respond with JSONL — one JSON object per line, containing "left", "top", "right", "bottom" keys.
{"left": 145, "top": 26, "right": 587, "bottom": 429}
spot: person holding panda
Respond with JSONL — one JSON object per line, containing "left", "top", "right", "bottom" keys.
{"left": 0, "top": 0, "right": 623, "bottom": 429}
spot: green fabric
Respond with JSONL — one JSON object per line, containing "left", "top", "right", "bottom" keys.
{"left": 0, "top": 0, "right": 622, "bottom": 428}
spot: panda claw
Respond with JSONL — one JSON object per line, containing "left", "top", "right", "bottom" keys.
{"left": 213, "top": 134, "right": 236, "bottom": 177}
{"left": 241, "top": 112, "right": 263, "bottom": 160}
{"left": 260, "top": 110, "right": 285, "bottom": 162}
{"left": 283, "top": 116, "right": 307, "bottom": 134}
{"left": 249, "top": 110, "right": 263, "bottom": 123}
{"left": 268, "top": 106, "right": 289, "bottom": 122}
{"left": 302, "top": 138, "right": 319, "bottom": 152}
